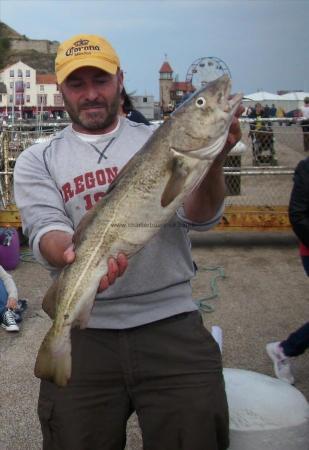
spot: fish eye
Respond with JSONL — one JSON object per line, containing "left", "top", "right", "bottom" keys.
{"left": 196, "top": 97, "right": 206, "bottom": 108}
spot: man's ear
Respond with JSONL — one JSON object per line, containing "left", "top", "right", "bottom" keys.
{"left": 117, "top": 69, "right": 124, "bottom": 92}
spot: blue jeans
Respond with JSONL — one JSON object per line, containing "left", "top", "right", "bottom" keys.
{"left": 301, "top": 255, "right": 309, "bottom": 276}
{"left": 281, "top": 322, "right": 309, "bottom": 357}
{"left": 0, "top": 279, "right": 8, "bottom": 316}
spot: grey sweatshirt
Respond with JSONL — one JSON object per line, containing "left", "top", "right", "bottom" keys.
{"left": 14, "top": 118, "right": 223, "bottom": 329}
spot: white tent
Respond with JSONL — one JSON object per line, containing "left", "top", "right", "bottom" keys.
{"left": 276, "top": 92, "right": 309, "bottom": 112}
{"left": 243, "top": 91, "right": 309, "bottom": 114}
{"left": 242, "top": 92, "right": 283, "bottom": 113}
{"left": 243, "top": 91, "right": 282, "bottom": 102}
{"left": 279, "top": 92, "right": 309, "bottom": 101}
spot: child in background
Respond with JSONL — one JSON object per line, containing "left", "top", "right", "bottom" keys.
{"left": 0, "top": 264, "right": 19, "bottom": 332}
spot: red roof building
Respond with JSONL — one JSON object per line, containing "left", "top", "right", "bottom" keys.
{"left": 36, "top": 74, "right": 57, "bottom": 84}
{"left": 159, "top": 61, "right": 173, "bottom": 75}
{"left": 159, "top": 60, "right": 195, "bottom": 115}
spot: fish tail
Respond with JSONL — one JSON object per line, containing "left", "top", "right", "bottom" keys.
{"left": 34, "top": 326, "right": 72, "bottom": 387}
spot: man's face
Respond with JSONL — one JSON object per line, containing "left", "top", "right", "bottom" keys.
{"left": 59, "top": 66, "right": 123, "bottom": 134}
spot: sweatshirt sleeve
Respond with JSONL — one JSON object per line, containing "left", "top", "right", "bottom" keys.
{"left": 0, "top": 266, "right": 18, "bottom": 299}
{"left": 13, "top": 145, "right": 74, "bottom": 269}
{"left": 176, "top": 201, "right": 224, "bottom": 231}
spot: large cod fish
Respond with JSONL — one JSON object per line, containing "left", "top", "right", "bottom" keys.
{"left": 35, "top": 74, "right": 242, "bottom": 386}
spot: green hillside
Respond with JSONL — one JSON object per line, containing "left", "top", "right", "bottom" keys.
{"left": 0, "top": 22, "right": 56, "bottom": 73}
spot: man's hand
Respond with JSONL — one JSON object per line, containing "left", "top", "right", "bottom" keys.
{"left": 98, "top": 253, "right": 128, "bottom": 292}
{"left": 63, "top": 244, "right": 128, "bottom": 292}
{"left": 183, "top": 101, "right": 244, "bottom": 223}
{"left": 40, "top": 231, "right": 128, "bottom": 293}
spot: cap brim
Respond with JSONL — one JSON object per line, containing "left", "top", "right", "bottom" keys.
{"left": 56, "top": 57, "right": 118, "bottom": 84}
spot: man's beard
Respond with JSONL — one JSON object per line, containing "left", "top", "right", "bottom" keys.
{"left": 62, "top": 87, "right": 121, "bottom": 132}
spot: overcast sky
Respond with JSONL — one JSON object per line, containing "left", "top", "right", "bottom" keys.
{"left": 0, "top": 0, "right": 308, "bottom": 99}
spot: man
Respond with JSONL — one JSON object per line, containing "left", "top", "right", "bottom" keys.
{"left": 249, "top": 103, "right": 274, "bottom": 165}
{"left": 14, "top": 34, "right": 243, "bottom": 450}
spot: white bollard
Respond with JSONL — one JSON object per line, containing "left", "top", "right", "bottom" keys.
{"left": 223, "top": 368, "right": 309, "bottom": 450}
{"left": 211, "top": 325, "right": 223, "bottom": 352}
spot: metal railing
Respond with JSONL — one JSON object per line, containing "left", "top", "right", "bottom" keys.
{"left": 0, "top": 119, "right": 308, "bottom": 230}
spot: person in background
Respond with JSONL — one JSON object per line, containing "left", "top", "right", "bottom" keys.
{"left": 248, "top": 103, "right": 265, "bottom": 121}
{"left": 300, "top": 96, "right": 309, "bottom": 151}
{"left": 263, "top": 104, "right": 270, "bottom": 118}
{"left": 266, "top": 156, "right": 309, "bottom": 384}
{"left": 269, "top": 103, "right": 277, "bottom": 118}
{"left": 14, "top": 33, "right": 243, "bottom": 450}
{"left": 0, "top": 264, "right": 19, "bottom": 332}
{"left": 120, "top": 87, "right": 150, "bottom": 125}
{"left": 276, "top": 106, "right": 286, "bottom": 126}
{"left": 249, "top": 103, "right": 274, "bottom": 163}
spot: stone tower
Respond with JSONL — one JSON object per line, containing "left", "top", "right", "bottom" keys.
{"left": 159, "top": 60, "right": 173, "bottom": 115}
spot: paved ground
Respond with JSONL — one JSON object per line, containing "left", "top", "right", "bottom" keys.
{"left": 0, "top": 230, "right": 308, "bottom": 450}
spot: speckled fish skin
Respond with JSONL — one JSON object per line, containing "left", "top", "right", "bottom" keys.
{"left": 34, "top": 74, "right": 242, "bottom": 386}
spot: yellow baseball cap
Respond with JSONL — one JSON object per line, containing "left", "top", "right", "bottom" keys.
{"left": 55, "top": 34, "right": 120, "bottom": 84}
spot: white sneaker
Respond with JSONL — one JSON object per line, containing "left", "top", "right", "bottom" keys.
{"left": 1, "top": 309, "right": 19, "bottom": 332}
{"left": 266, "top": 342, "right": 294, "bottom": 384}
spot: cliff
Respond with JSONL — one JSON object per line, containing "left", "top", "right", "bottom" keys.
{"left": 0, "top": 22, "right": 59, "bottom": 73}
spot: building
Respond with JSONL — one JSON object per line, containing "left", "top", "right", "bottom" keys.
{"left": 159, "top": 60, "right": 195, "bottom": 115}
{"left": 0, "top": 82, "right": 7, "bottom": 110}
{"left": 1, "top": 58, "right": 192, "bottom": 121}
{"left": 0, "top": 61, "right": 64, "bottom": 119}
{"left": 131, "top": 95, "right": 155, "bottom": 120}
{"left": 159, "top": 61, "right": 174, "bottom": 114}
{"left": 36, "top": 73, "right": 64, "bottom": 118}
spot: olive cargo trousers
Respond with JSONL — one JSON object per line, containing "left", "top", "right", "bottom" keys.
{"left": 38, "top": 311, "right": 229, "bottom": 450}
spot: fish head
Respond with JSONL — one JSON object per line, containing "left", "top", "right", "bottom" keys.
{"left": 170, "top": 74, "right": 243, "bottom": 159}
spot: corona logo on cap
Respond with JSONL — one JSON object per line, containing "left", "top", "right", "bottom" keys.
{"left": 74, "top": 39, "right": 90, "bottom": 46}
{"left": 55, "top": 34, "right": 120, "bottom": 84}
{"left": 65, "top": 40, "right": 101, "bottom": 57}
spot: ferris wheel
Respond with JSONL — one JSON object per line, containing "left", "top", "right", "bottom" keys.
{"left": 186, "top": 57, "right": 231, "bottom": 90}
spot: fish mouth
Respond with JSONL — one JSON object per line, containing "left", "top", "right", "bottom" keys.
{"left": 227, "top": 92, "right": 243, "bottom": 115}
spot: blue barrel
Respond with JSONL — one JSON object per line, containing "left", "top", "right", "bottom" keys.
{"left": 0, "top": 228, "right": 20, "bottom": 270}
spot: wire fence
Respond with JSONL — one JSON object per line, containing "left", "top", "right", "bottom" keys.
{"left": 0, "top": 129, "right": 55, "bottom": 208}
{"left": 224, "top": 119, "right": 307, "bottom": 207}
{"left": 0, "top": 119, "right": 308, "bottom": 228}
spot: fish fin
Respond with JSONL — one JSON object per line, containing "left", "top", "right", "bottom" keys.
{"left": 34, "top": 326, "right": 71, "bottom": 387}
{"left": 161, "top": 151, "right": 189, "bottom": 207}
{"left": 173, "top": 132, "right": 229, "bottom": 161}
{"left": 42, "top": 278, "right": 60, "bottom": 320}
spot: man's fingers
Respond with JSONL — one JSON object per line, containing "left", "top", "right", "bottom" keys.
{"left": 97, "top": 253, "right": 128, "bottom": 293}
{"left": 107, "top": 257, "right": 119, "bottom": 285}
{"left": 98, "top": 275, "right": 109, "bottom": 292}
{"left": 63, "top": 244, "right": 75, "bottom": 264}
{"left": 117, "top": 253, "right": 128, "bottom": 276}
{"left": 229, "top": 117, "right": 242, "bottom": 141}
{"left": 235, "top": 103, "right": 245, "bottom": 118}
